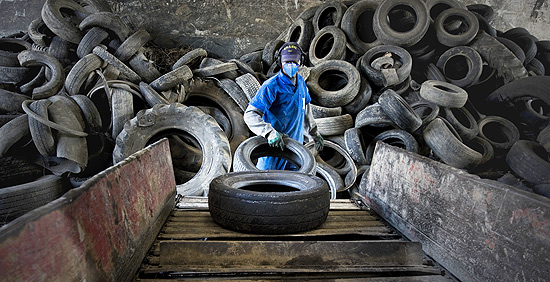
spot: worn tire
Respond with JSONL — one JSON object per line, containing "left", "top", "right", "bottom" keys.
{"left": 365, "top": 129, "right": 419, "bottom": 164}
{"left": 434, "top": 8, "right": 479, "bottom": 47}
{"left": 372, "top": 0, "right": 429, "bottom": 47}
{"left": 232, "top": 136, "right": 316, "bottom": 175}
{"left": 307, "top": 60, "right": 360, "bottom": 107}
{"left": 506, "top": 140, "right": 550, "bottom": 185}
{"left": 17, "top": 50, "right": 64, "bottom": 99}
{"left": 113, "top": 103, "right": 231, "bottom": 196}
{"left": 378, "top": 89, "right": 422, "bottom": 132}
{"left": 308, "top": 26, "right": 347, "bottom": 65}
{"left": 436, "top": 46, "right": 483, "bottom": 88}
{"left": 208, "top": 170, "right": 330, "bottom": 234}
{"left": 344, "top": 127, "right": 368, "bottom": 165}
{"left": 360, "top": 44, "right": 412, "bottom": 87}
{"left": 477, "top": 115, "right": 520, "bottom": 151}
{"left": 315, "top": 114, "right": 354, "bottom": 136}
{"left": 315, "top": 161, "right": 342, "bottom": 199}
{"left": 341, "top": 0, "right": 381, "bottom": 54}
{"left": 441, "top": 106, "right": 479, "bottom": 142}
{"left": 419, "top": 80, "right": 468, "bottom": 108}
{"left": 0, "top": 175, "right": 68, "bottom": 224}
{"left": 423, "top": 117, "right": 482, "bottom": 169}
{"left": 41, "top": 0, "right": 89, "bottom": 44}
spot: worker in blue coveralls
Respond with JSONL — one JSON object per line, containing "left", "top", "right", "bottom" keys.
{"left": 244, "top": 42, "right": 324, "bottom": 170}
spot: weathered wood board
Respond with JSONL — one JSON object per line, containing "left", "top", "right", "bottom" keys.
{"left": 364, "top": 142, "right": 550, "bottom": 282}
{"left": 0, "top": 139, "right": 176, "bottom": 282}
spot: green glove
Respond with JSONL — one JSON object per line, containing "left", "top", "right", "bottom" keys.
{"left": 314, "top": 133, "right": 324, "bottom": 151}
{"left": 267, "top": 130, "right": 285, "bottom": 151}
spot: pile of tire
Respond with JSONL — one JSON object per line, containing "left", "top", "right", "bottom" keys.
{"left": 237, "top": 0, "right": 550, "bottom": 198}
{"left": 1, "top": 0, "right": 550, "bottom": 225}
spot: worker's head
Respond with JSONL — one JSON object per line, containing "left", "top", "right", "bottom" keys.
{"left": 279, "top": 42, "right": 303, "bottom": 78}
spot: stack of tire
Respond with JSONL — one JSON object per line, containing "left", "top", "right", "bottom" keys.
{"left": 234, "top": 0, "right": 550, "bottom": 198}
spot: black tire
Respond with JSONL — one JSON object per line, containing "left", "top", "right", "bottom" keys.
{"left": 0, "top": 89, "right": 28, "bottom": 114}
{"left": 496, "top": 37, "right": 526, "bottom": 64}
{"left": 0, "top": 175, "right": 68, "bottom": 224}
{"left": 28, "top": 99, "right": 56, "bottom": 157}
{"left": 518, "top": 97, "right": 550, "bottom": 126}
{"left": 17, "top": 50, "right": 64, "bottom": 100}
{"left": 172, "top": 48, "right": 208, "bottom": 70}
{"left": 183, "top": 79, "right": 249, "bottom": 154}
{"left": 355, "top": 102, "right": 396, "bottom": 128}
{"left": 92, "top": 45, "right": 141, "bottom": 83}
{"left": 306, "top": 140, "right": 357, "bottom": 191}
{"left": 139, "top": 81, "right": 168, "bottom": 107}
{"left": 311, "top": 104, "right": 342, "bottom": 118}
{"left": 526, "top": 57, "right": 545, "bottom": 76}
{"left": 469, "top": 31, "right": 528, "bottom": 84}
{"left": 344, "top": 127, "right": 368, "bottom": 165}
{"left": 365, "top": 129, "right": 419, "bottom": 164}
{"left": 423, "top": 117, "right": 482, "bottom": 169}
{"left": 28, "top": 17, "right": 52, "bottom": 47}
{"left": 0, "top": 38, "right": 32, "bottom": 67}
{"left": 232, "top": 136, "right": 316, "bottom": 175}
{"left": 315, "top": 114, "right": 354, "bottom": 136}
{"left": 537, "top": 125, "right": 550, "bottom": 152}
{"left": 360, "top": 44, "right": 412, "bottom": 87}
{"left": 477, "top": 115, "right": 520, "bottom": 151}
{"left": 436, "top": 46, "right": 483, "bottom": 88}
{"left": 114, "top": 29, "right": 151, "bottom": 62}
{"left": 378, "top": 89, "right": 422, "bottom": 132}
{"left": 372, "top": 0, "right": 430, "bottom": 47}
{"left": 410, "top": 100, "right": 439, "bottom": 131}
{"left": 0, "top": 114, "right": 30, "bottom": 157}
{"left": 65, "top": 53, "right": 103, "bottom": 96}
{"left": 113, "top": 103, "right": 231, "bottom": 196}
{"left": 76, "top": 26, "right": 109, "bottom": 58}
{"left": 128, "top": 51, "right": 162, "bottom": 83}
{"left": 441, "top": 106, "right": 479, "bottom": 142}
{"left": 307, "top": 60, "right": 360, "bottom": 107}
{"left": 464, "top": 136, "right": 494, "bottom": 166}
{"left": 0, "top": 156, "right": 44, "bottom": 189}
{"left": 41, "top": 0, "right": 89, "bottom": 44}
{"left": 434, "top": 8, "right": 479, "bottom": 47}
{"left": 0, "top": 65, "right": 32, "bottom": 84}
{"left": 533, "top": 184, "right": 550, "bottom": 198}
{"left": 308, "top": 26, "right": 347, "bottom": 66}
{"left": 217, "top": 79, "right": 247, "bottom": 113}
{"left": 419, "top": 80, "right": 468, "bottom": 108}
{"left": 283, "top": 18, "right": 314, "bottom": 53}
{"left": 425, "top": 63, "right": 447, "bottom": 82}
{"left": 341, "top": 0, "right": 381, "bottom": 54}
{"left": 262, "top": 39, "right": 285, "bottom": 70}
{"left": 426, "top": 0, "right": 466, "bottom": 22}
{"left": 506, "top": 140, "right": 550, "bottom": 185}
{"left": 208, "top": 171, "right": 330, "bottom": 234}
{"left": 312, "top": 0, "right": 348, "bottom": 33}
{"left": 78, "top": 12, "right": 130, "bottom": 42}
{"left": 70, "top": 94, "right": 102, "bottom": 132}
{"left": 487, "top": 76, "right": 550, "bottom": 106}
{"left": 342, "top": 76, "right": 372, "bottom": 115}
{"left": 235, "top": 73, "right": 261, "bottom": 102}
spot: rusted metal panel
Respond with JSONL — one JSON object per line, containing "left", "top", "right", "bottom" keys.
{"left": 159, "top": 240, "right": 424, "bottom": 267}
{"left": 0, "top": 139, "right": 176, "bottom": 282}
{"left": 364, "top": 142, "right": 550, "bottom": 282}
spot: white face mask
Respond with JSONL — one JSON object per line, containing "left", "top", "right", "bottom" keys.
{"left": 282, "top": 62, "right": 299, "bottom": 78}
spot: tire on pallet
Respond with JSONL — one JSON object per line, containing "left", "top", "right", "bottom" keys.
{"left": 208, "top": 170, "right": 330, "bottom": 234}
{"left": 113, "top": 103, "right": 231, "bottom": 196}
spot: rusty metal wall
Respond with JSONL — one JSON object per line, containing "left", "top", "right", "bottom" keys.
{"left": 1, "top": 0, "right": 549, "bottom": 58}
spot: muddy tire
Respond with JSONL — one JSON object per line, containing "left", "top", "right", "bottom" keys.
{"left": 92, "top": 45, "right": 141, "bottom": 83}
{"left": 65, "top": 53, "right": 103, "bottom": 96}
{"left": 208, "top": 170, "right": 330, "bottom": 234}
{"left": 235, "top": 73, "right": 261, "bottom": 102}
{"left": 172, "top": 48, "right": 208, "bottom": 70}
{"left": 0, "top": 89, "right": 28, "bottom": 114}
{"left": 41, "top": 0, "right": 89, "bottom": 44}
{"left": 114, "top": 29, "right": 151, "bottom": 62}
{"left": 78, "top": 12, "right": 129, "bottom": 42}
{"left": 113, "top": 103, "right": 231, "bottom": 196}
{"left": 233, "top": 136, "right": 316, "bottom": 175}
{"left": 344, "top": 127, "right": 368, "bottom": 165}
{"left": 76, "top": 26, "right": 109, "bottom": 58}
{"left": 315, "top": 161, "right": 342, "bottom": 199}
{"left": 419, "top": 80, "right": 468, "bottom": 108}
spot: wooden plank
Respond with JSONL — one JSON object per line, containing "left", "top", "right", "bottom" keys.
{"left": 159, "top": 240, "right": 424, "bottom": 267}
{"left": 364, "top": 142, "right": 550, "bottom": 282}
{"left": 0, "top": 139, "right": 176, "bottom": 282}
{"left": 176, "top": 198, "right": 361, "bottom": 210}
{"left": 138, "top": 276, "right": 449, "bottom": 282}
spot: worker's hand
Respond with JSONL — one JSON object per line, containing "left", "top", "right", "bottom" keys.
{"left": 267, "top": 130, "right": 285, "bottom": 151}
{"left": 314, "top": 133, "right": 324, "bottom": 151}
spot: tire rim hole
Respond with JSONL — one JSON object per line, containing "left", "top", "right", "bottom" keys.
{"left": 528, "top": 99, "right": 550, "bottom": 116}
{"left": 444, "top": 55, "right": 471, "bottom": 80}
{"left": 315, "top": 33, "right": 335, "bottom": 59}
{"left": 387, "top": 5, "right": 417, "bottom": 33}
{"left": 240, "top": 183, "right": 300, "bottom": 193}
{"left": 451, "top": 108, "right": 473, "bottom": 128}
{"left": 443, "top": 15, "right": 470, "bottom": 35}
{"left": 356, "top": 10, "right": 377, "bottom": 43}
{"left": 379, "top": 137, "right": 407, "bottom": 149}
{"left": 289, "top": 26, "right": 302, "bottom": 42}
{"left": 481, "top": 122, "right": 514, "bottom": 144}
{"left": 0, "top": 41, "right": 27, "bottom": 53}
{"left": 433, "top": 83, "right": 458, "bottom": 93}
{"left": 318, "top": 70, "right": 348, "bottom": 91}
{"left": 318, "top": 7, "right": 338, "bottom": 30}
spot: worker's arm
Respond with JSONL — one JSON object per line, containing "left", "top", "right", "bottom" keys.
{"left": 244, "top": 104, "right": 275, "bottom": 138}
{"left": 304, "top": 103, "right": 319, "bottom": 137}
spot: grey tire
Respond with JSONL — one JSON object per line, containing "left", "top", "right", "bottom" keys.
{"left": 378, "top": 89, "right": 422, "bottom": 132}
{"left": 506, "top": 140, "right": 550, "bottom": 185}
{"left": 308, "top": 26, "right": 347, "bottom": 65}
{"left": 372, "top": 0, "right": 430, "bottom": 47}
{"left": 307, "top": 60, "right": 360, "bottom": 107}
{"left": 419, "top": 80, "right": 468, "bottom": 108}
